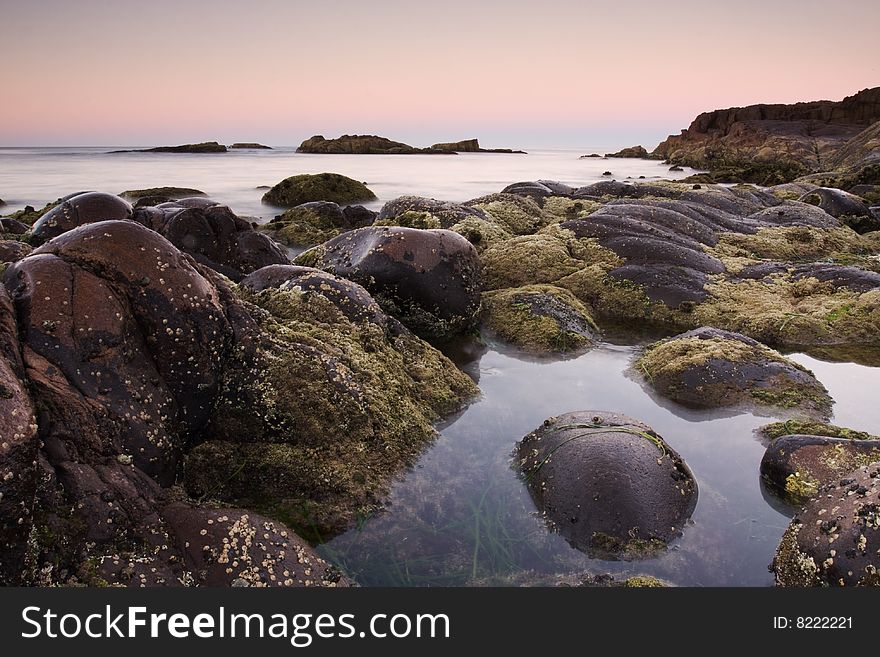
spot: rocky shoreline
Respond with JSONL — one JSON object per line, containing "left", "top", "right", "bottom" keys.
{"left": 3, "top": 90, "right": 880, "bottom": 586}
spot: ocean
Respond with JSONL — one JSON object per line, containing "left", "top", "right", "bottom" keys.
{"left": 0, "top": 146, "right": 696, "bottom": 220}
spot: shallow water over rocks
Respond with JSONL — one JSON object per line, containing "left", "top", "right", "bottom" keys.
{"left": 319, "top": 337, "right": 880, "bottom": 586}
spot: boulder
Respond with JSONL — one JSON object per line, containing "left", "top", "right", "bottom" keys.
{"left": 261, "top": 201, "right": 376, "bottom": 248}
{"left": 30, "top": 192, "right": 133, "bottom": 245}
{"left": 517, "top": 411, "right": 697, "bottom": 559}
{"left": 0, "top": 218, "right": 29, "bottom": 235}
{"left": 137, "top": 204, "right": 289, "bottom": 280}
{"left": 800, "top": 187, "right": 878, "bottom": 233}
{"left": 762, "top": 434, "right": 880, "bottom": 505}
{"left": 0, "top": 241, "right": 32, "bottom": 263}
{"left": 296, "top": 225, "right": 482, "bottom": 340}
{"left": 377, "top": 196, "right": 485, "bottom": 229}
{"left": 635, "top": 327, "right": 832, "bottom": 417}
{"left": 773, "top": 462, "right": 880, "bottom": 586}
{"left": 482, "top": 285, "right": 598, "bottom": 353}
{"left": 262, "top": 173, "right": 377, "bottom": 208}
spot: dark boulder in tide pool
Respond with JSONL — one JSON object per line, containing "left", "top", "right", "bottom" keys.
{"left": 517, "top": 411, "right": 697, "bottom": 559}
{"left": 30, "top": 192, "right": 133, "bottom": 245}
{"left": 773, "top": 462, "right": 880, "bottom": 587}
{"left": 296, "top": 225, "right": 482, "bottom": 340}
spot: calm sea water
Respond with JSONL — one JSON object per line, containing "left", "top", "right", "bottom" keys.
{"left": 0, "top": 146, "right": 697, "bottom": 220}
{"left": 3, "top": 146, "right": 877, "bottom": 586}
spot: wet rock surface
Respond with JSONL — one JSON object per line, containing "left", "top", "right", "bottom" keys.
{"left": 377, "top": 195, "right": 486, "bottom": 229}
{"left": 262, "top": 200, "right": 376, "bottom": 247}
{"left": 135, "top": 204, "right": 289, "bottom": 280}
{"left": 636, "top": 327, "right": 833, "bottom": 417}
{"left": 482, "top": 284, "right": 598, "bottom": 353}
{"left": 761, "top": 434, "right": 880, "bottom": 505}
{"left": 296, "top": 225, "right": 482, "bottom": 340}
{"left": 262, "top": 173, "right": 377, "bottom": 208}
{"left": 0, "top": 240, "right": 32, "bottom": 263}
{"left": 773, "top": 462, "right": 880, "bottom": 587}
{"left": 517, "top": 411, "right": 697, "bottom": 559}
{"left": 0, "top": 219, "right": 475, "bottom": 584}
{"left": 30, "top": 192, "right": 133, "bottom": 245}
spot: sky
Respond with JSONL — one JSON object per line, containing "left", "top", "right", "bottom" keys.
{"left": 1, "top": 0, "right": 877, "bottom": 149}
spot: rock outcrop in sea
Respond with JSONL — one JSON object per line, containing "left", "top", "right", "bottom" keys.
{"left": 651, "top": 87, "right": 880, "bottom": 185}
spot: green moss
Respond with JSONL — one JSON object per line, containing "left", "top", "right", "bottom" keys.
{"left": 262, "top": 206, "right": 344, "bottom": 247}
{"left": 464, "top": 193, "right": 549, "bottom": 235}
{"left": 760, "top": 419, "right": 877, "bottom": 441}
{"left": 622, "top": 575, "right": 667, "bottom": 588}
{"left": 636, "top": 333, "right": 832, "bottom": 416}
{"left": 482, "top": 284, "right": 597, "bottom": 353}
{"left": 711, "top": 226, "right": 871, "bottom": 262}
{"left": 448, "top": 216, "right": 513, "bottom": 253}
{"left": 589, "top": 532, "right": 667, "bottom": 560}
{"left": 262, "top": 173, "right": 376, "bottom": 208}
{"left": 3, "top": 200, "right": 58, "bottom": 226}
{"left": 119, "top": 186, "right": 204, "bottom": 200}
{"left": 193, "top": 285, "right": 478, "bottom": 536}
{"left": 374, "top": 210, "right": 441, "bottom": 229}
{"left": 541, "top": 196, "right": 601, "bottom": 222}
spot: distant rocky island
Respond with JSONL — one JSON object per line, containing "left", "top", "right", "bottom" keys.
{"left": 111, "top": 141, "right": 229, "bottom": 154}
{"left": 111, "top": 141, "right": 272, "bottom": 154}
{"left": 430, "top": 139, "right": 526, "bottom": 154}
{"left": 297, "top": 134, "right": 524, "bottom": 155}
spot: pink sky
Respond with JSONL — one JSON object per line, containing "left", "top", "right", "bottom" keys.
{"left": 1, "top": 0, "right": 877, "bottom": 147}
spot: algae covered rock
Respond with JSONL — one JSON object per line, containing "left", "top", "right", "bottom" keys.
{"left": 517, "top": 411, "right": 697, "bottom": 559}
{"left": 262, "top": 173, "right": 377, "bottom": 208}
{"left": 761, "top": 434, "right": 880, "bottom": 505}
{"left": 635, "top": 327, "right": 832, "bottom": 417}
{"left": 464, "top": 193, "right": 549, "bottom": 235}
{"left": 191, "top": 281, "right": 478, "bottom": 535}
{"left": 773, "top": 462, "right": 880, "bottom": 587}
{"left": 119, "top": 186, "right": 206, "bottom": 202}
{"left": 261, "top": 201, "right": 376, "bottom": 247}
{"left": 296, "top": 225, "right": 482, "bottom": 340}
{"left": 377, "top": 195, "right": 485, "bottom": 229}
{"left": 482, "top": 284, "right": 598, "bottom": 353}
{"left": 30, "top": 192, "right": 133, "bottom": 245}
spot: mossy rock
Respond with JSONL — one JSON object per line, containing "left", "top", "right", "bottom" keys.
{"left": 759, "top": 420, "right": 877, "bottom": 442}
{"left": 262, "top": 173, "right": 376, "bottom": 208}
{"left": 761, "top": 434, "right": 880, "bottom": 505}
{"left": 261, "top": 201, "right": 374, "bottom": 248}
{"left": 376, "top": 196, "right": 484, "bottom": 229}
{"left": 119, "top": 186, "right": 205, "bottom": 201}
{"left": 773, "top": 463, "right": 880, "bottom": 587}
{"left": 464, "top": 192, "right": 549, "bottom": 235}
{"left": 194, "top": 284, "right": 478, "bottom": 536}
{"left": 482, "top": 284, "right": 598, "bottom": 353}
{"left": 448, "top": 216, "right": 513, "bottom": 253}
{"left": 3, "top": 200, "right": 60, "bottom": 227}
{"left": 635, "top": 327, "right": 832, "bottom": 417}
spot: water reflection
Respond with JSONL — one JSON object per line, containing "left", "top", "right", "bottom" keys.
{"left": 319, "top": 341, "right": 880, "bottom": 587}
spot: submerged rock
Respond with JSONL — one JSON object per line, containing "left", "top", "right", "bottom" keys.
{"left": 30, "top": 192, "right": 133, "bottom": 245}
{"left": 517, "top": 411, "right": 697, "bottom": 559}
{"left": 296, "top": 225, "right": 482, "bottom": 340}
{"left": 635, "top": 327, "right": 832, "bottom": 417}
{"left": 482, "top": 284, "right": 598, "bottom": 353}
{"left": 261, "top": 201, "right": 376, "bottom": 248}
{"left": 262, "top": 173, "right": 377, "bottom": 208}
{"left": 773, "top": 462, "right": 880, "bottom": 587}
{"left": 761, "top": 434, "right": 880, "bottom": 505}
